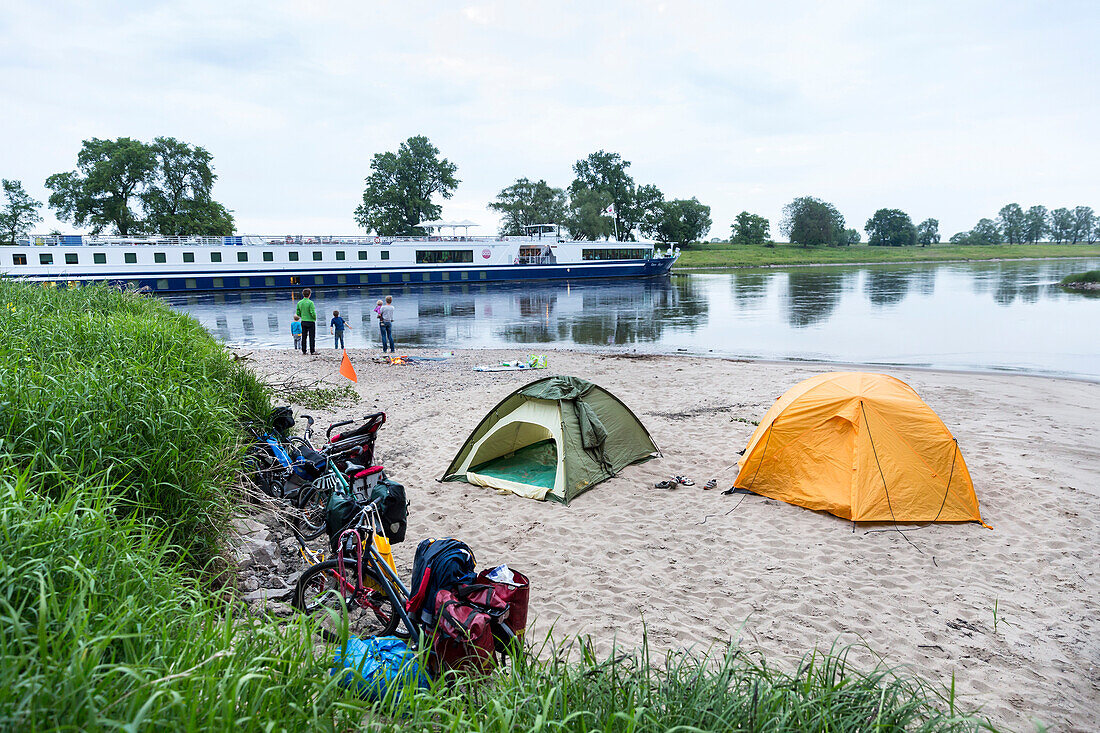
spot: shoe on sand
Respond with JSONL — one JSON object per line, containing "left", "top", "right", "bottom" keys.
{"left": 704, "top": 479, "right": 717, "bottom": 490}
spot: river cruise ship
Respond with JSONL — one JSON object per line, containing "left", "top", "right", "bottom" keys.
{"left": 1, "top": 225, "right": 677, "bottom": 292}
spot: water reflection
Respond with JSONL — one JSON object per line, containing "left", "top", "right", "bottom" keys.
{"left": 784, "top": 271, "right": 846, "bottom": 327}
{"left": 164, "top": 258, "right": 1100, "bottom": 379}
{"left": 864, "top": 269, "right": 911, "bottom": 308}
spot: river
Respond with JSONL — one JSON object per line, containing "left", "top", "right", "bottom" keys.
{"left": 164, "top": 258, "right": 1100, "bottom": 380}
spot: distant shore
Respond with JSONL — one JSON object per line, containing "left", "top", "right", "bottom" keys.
{"left": 673, "top": 242, "right": 1100, "bottom": 270}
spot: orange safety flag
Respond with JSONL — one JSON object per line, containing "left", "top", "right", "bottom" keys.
{"left": 339, "top": 350, "right": 357, "bottom": 383}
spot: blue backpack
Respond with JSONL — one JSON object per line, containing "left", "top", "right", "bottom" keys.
{"left": 333, "top": 635, "right": 429, "bottom": 700}
{"left": 405, "top": 538, "right": 476, "bottom": 625}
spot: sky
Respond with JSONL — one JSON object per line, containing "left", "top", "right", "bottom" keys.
{"left": 2, "top": 0, "right": 1098, "bottom": 240}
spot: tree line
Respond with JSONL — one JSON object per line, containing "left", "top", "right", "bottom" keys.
{"left": 3, "top": 134, "right": 1098, "bottom": 246}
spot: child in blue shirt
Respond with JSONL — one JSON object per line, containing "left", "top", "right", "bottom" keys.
{"left": 290, "top": 315, "right": 302, "bottom": 350}
{"left": 330, "top": 309, "right": 351, "bottom": 350}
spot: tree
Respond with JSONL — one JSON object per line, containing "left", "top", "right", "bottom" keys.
{"left": 0, "top": 179, "right": 43, "bottom": 244}
{"left": 354, "top": 136, "right": 459, "bottom": 236}
{"left": 563, "top": 188, "right": 613, "bottom": 240}
{"left": 949, "top": 231, "right": 972, "bottom": 244}
{"left": 843, "top": 228, "right": 861, "bottom": 245}
{"left": 143, "top": 137, "right": 234, "bottom": 235}
{"left": 567, "top": 150, "right": 663, "bottom": 240}
{"left": 488, "top": 178, "right": 567, "bottom": 236}
{"left": 968, "top": 218, "right": 1001, "bottom": 245}
{"left": 865, "top": 208, "right": 917, "bottom": 247}
{"left": 1070, "top": 206, "right": 1095, "bottom": 244}
{"left": 1049, "top": 208, "right": 1074, "bottom": 243}
{"left": 46, "top": 137, "right": 157, "bottom": 235}
{"left": 1024, "top": 205, "right": 1048, "bottom": 243}
{"left": 642, "top": 198, "right": 712, "bottom": 244}
{"left": 780, "top": 196, "right": 846, "bottom": 247}
{"left": 45, "top": 136, "right": 233, "bottom": 235}
{"left": 997, "top": 204, "right": 1026, "bottom": 245}
{"left": 730, "top": 211, "right": 770, "bottom": 245}
{"left": 916, "top": 218, "right": 940, "bottom": 247}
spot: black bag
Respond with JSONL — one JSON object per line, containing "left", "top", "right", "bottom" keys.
{"left": 325, "top": 489, "right": 363, "bottom": 555}
{"left": 290, "top": 444, "right": 327, "bottom": 481}
{"left": 405, "top": 538, "right": 476, "bottom": 626}
{"left": 369, "top": 476, "right": 408, "bottom": 544}
{"left": 270, "top": 406, "right": 295, "bottom": 437}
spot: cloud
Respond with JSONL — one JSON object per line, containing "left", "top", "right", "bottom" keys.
{"left": 1, "top": 0, "right": 1098, "bottom": 238}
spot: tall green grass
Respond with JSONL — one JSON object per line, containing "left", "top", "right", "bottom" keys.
{"left": 0, "top": 281, "right": 998, "bottom": 731}
{"left": 1059, "top": 269, "right": 1100, "bottom": 285}
{"left": 0, "top": 281, "right": 267, "bottom": 562}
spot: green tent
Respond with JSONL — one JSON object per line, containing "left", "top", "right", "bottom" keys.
{"left": 441, "top": 376, "right": 660, "bottom": 503}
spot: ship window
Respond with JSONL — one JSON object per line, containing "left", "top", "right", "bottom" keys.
{"left": 415, "top": 250, "right": 473, "bottom": 264}
{"left": 237, "top": 252, "right": 248, "bottom": 263}
{"left": 210, "top": 251, "right": 222, "bottom": 263}
{"left": 381, "top": 274, "right": 390, "bottom": 283}
{"left": 263, "top": 251, "right": 274, "bottom": 262}
{"left": 336, "top": 250, "right": 346, "bottom": 261}
{"left": 13, "top": 253, "right": 27, "bottom": 265}
{"left": 154, "top": 252, "right": 166, "bottom": 263}
{"left": 380, "top": 251, "right": 390, "bottom": 260}
{"left": 212, "top": 277, "right": 224, "bottom": 288}
{"left": 185, "top": 278, "right": 197, "bottom": 289}
{"left": 337, "top": 274, "right": 347, "bottom": 284}
{"left": 156, "top": 279, "right": 169, "bottom": 290}
{"left": 65, "top": 253, "right": 79, "bottom": 265}
{"left": 581, "top": 248, "right": 649, "bottom": 261}
{"left": 94, "top": 253, "right": 106, "bottom": 264}
{"left": 40, "top": 253, "right": 53, "bottom": 265}
{"left": 441, "top": 272, "right": 450, "bottom": 281}
{"left": 313, "top": 251, "right": 323, "bottom": 261}
{"left": 479, "top": 271, "right": 487, "bottom": 280}
{"left": 265, "top": 276, "right": 275, "bottom": 287}
{"left": 290, "top": 276, "right": 300, "bottom": 285}
{"left": 401, "top": 273, "right": 410, "bottom": 282}
{"left": 125, "top": 252, "right": 137, "bottom": 264}
{"left": 313, "top": 275, "right": 324, "bottom": 285}
{"left": 239, "top": 277, "right": 250, "bottom": 287}
{"left": 183, "top": 251, "right": 195, "bottom": 263}
{"left": 289, "top": 251, "right": 299, "bottom": 262}
{"left": 460, "top": 271, "right": 468, "bottom": 280}
{"left": 422, "top": 273, "right": 430, "bottom": 282}
{"left": 358, "top": 250, "right": 368, "bottom": 261}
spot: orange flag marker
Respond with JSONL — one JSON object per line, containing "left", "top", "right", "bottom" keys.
{"left": 339, "top": 350, "right": 357, "bottom": 383}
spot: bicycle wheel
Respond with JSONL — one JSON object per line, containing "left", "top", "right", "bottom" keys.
{"left": 293, "top": 483, "right": 329, "bottom": 541}
{"left": 293, "top": 558, "right": 400, "bottom": 641}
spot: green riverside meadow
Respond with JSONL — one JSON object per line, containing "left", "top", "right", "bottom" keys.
{"left": 674, "top": 242, "right": 1100, "bottom": 269}
{"left": 0, "top": 281, "right": 997, "bottom": 731}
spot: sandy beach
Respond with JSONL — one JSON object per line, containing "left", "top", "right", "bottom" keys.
{"left": 242, "top": 347, "right": 1099, "bottom": 732}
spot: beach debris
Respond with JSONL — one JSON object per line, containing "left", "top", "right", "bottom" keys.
{"left": 474, "top": 354, "right": 547, "bottom": 372}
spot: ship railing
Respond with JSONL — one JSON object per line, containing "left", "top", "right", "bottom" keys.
{"left": 20, "top": 234, "right": 519, "bottom": 247}
{"left": 516, "top": 255, "right": 558, "bottom": 265}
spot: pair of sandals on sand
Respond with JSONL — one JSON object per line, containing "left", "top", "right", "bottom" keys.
{"left": 655, "top": 476, "right": 720, "bottom": 490}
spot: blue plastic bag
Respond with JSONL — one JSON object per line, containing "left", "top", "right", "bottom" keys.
{"left": 332, "top": 636, "right": 429, "bottom": 701}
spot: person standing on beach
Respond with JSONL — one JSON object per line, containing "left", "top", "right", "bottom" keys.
{"left": 290, "top": 315, "right": 302, "bottom": 350}
{"left": 379, "top": 295, "right": 395, "bottom": 353}
{"left": 296, "top": 288, "right": 317, "bottom": 355}
{"left": 330, "top": 309, "right": 351, "bottom": 350}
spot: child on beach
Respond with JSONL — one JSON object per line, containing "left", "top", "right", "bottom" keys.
{"left": 330, "top": 309, "right": 351, "bottom": 350}
{"left": 374, "top": 299, "right": 383, "bottom": 321}
{"left": 291, "top": 315, "right": 302, "bottom": 350}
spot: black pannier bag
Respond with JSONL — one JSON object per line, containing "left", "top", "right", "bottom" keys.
{"left": 270, "top": 406, "right": 295, "bottom": 437}
{"left": 368, "top": 475, "right": 408, "bottom": 544}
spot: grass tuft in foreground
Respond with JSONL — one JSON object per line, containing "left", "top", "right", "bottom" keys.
{"left": 0, "top": 280, "right": 998, "bottom": 731}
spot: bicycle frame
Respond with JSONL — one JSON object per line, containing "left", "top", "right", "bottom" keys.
{"left": 334, "top": 523, "right": 419, "bottom": 640}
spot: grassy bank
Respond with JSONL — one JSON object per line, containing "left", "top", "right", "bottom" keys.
{"left": 1059, "top": 269, "right": 1100, "bottom": 285}
{"left": 0, "top": 281, "right": 997, "bottom": 730}
{"left": 675, "top": 242, "right": 1100, "bottom": 269}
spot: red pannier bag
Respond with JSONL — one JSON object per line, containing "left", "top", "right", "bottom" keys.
{"left": 473, "top": 566, "right": 530, "bottom": 640}
{"left": 432, "top": 587, "right": 495, "bottom": 674}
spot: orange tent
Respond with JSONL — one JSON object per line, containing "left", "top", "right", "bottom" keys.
{"left": 734, "top": 372, "right": 984, "bottom": 523}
